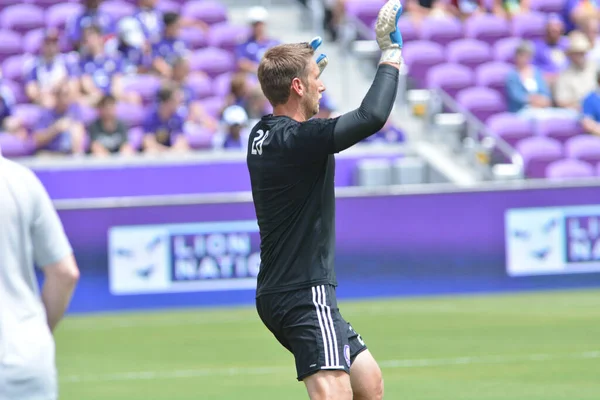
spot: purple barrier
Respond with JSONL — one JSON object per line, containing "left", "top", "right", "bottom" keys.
{"left": 56, "top": 183, "right": 600, "bottom": 314}
{"left": 31, "top": 150, "right": 405, "bottom": 199}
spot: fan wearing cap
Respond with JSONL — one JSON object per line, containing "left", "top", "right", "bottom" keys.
{"left": 111, "top": 17, "right": 152, "bottom": 76}
{"left": 235, "top": 7, "right": 280, "bottom": 74}
{"left": 142, "top": 86, "right": 190, "bottom": 153}
{"left": 151, "top": 12, "right": 189, "bottom": 79}
{"left": 66, "top": 0, "right": 115, "bottom": 50}
{"left": 213, "top": 105, "right": 250, "bottom": 150}
{"left": 25, "top": 29, "right": 80, "bottom": 109}
{"left": 555, "top": 31, "right": 596, "bottom": 111}
{"left": 445, "top": 0, "right": 485, "bottom": 20}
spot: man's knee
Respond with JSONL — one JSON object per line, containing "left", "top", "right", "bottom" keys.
{"left": 305, "top": 370, "right": 352, "bottom": 400}
{"left": 350, "top": 350, "right": 384, "bottom": 400}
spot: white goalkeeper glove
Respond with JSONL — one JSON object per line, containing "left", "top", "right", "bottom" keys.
{"left": 375, "top": 0, "right": 404, "bottom": 65}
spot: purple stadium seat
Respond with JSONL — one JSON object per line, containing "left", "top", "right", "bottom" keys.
{"left": 2, "top": 55, "right": 30, "bottom": 84}
{"left": 494, "top": 37, "right": 521, "bottom": 63}
{"left": 12, "top": 104, "right": 44, "bottom": 129}
{"left": 387, "top": 17, "right": 418, "bottom": 43}
{"left": 487, "top": 112, "right": 533, "bottom": 148}
{"left": 187, "top": 74, "right": 214, "bottom": 100}
{"left": 402, "top": 40, "right": 446, "bottom": 87}
{"left": 156, "top": 0, "right": 181, "bottom": 13}
{"left": 24, "top": 28, "right": 45, "bottom": 54}
{"left": 0, "top": 5, "right": 45, "bottom": 34}
{"left": 0, "top": 132, "right": 35, "bottom": 157}
{"left": 535, "top": 118, "right": 582, "bottom": 144}
{"left": 426, "top": 63, "right": 474, "bottom": 99}
{"left": 420, "top": 17, "right": 463, "bottom": 47}
{"left": 128, "top": 126, "right": 144, "bottom": 150}
{"left": 446, "top": 39, "right": 492, "bottom": 70}
{"left": 186, "top": 126, "right": 214, "bottom": 150}
{"left": 476, "top": 61, "right": 512, "bottom": 95}
{"left": 116, "top": 102, "right": 145, "bottom": 128}
{"left": 3, "top": 79, "right": 25, "bottom": 104}
{"left": 198, "top": 96, "right": 225, "bottom": 118}
{"left": 546, "top": 159, "right": 595, "bottom": 180}
{"left": 465, "top": 14, "right": 510, "bottom": 46}
{"left": 79, "top": 105, "right": 98, "bottom": 125}
{"left": 46, "top": 3, "right": 84, "bottom": 31}
{"left": 516, "top": 136, "right": 563, "bottom": 179}
{"left": 33, "top": 0, "right": 81, "bottom": 10}
{"left": 189, "top": 48, "right": 235, "bottom": 78}
{"left": 100, "top": 0, "right": 135, "bottom": 21}
{"left": 345, "top": 0, "right": 385, "bottom": 27}
{"left": 456, "top": 87, "right": 507, "bottom": 123}
{"left": 530, "top": 0, "right": 564, "bottom": 14}
{"left": 0, "top": 30, "right": 23, "bottom": 64}
{"left": 511, "top": 12, "right": 547, "bottom": 41}
{"left": 208, "top": 23, "right": 251, "bottom": 54}
{"left": 179, "top": 28, "right": 208, "bottom": 50}
{"left": 182, "top": 1, "right": 228, "bottom": 26}
{"left": 565, "top": 135, "right": 600, "bottom": 165}
{"left": 123, "top": 75, "right": 162, "bottom": 105}
{"left": 0, "top": 0, "right": 19, "bottom": 6}
{"left": 212, "top": 72, "right": 234, "bottom": 98}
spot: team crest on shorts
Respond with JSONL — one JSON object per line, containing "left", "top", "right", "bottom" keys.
{"left": 344, "top": 345, "right": 351, "bottom": 367}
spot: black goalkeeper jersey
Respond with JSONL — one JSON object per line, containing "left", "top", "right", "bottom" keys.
{"left": 247, "top": 114, "right": 340, "bottom": 297}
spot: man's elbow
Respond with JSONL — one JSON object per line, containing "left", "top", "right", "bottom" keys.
{"left": 367, "top": 108, "right": 389, "bottom": 132}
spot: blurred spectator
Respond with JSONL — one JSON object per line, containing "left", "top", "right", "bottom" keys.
{"left": 33, "top": 86, "right": 85, "bottom": 156}
{"left": 506, "top": 41, "right": 552, "bottom": 113}
{"left": 581, "top": 68, "right": 600, "bottom": 136}
{"left": 533, "top": 14, "right": 568, "bottom": 81}
{"left": 563, "top": 0, "right": 599, "bottom": 33}
{"left": 110, "top": 17, "right": 151, "bottom": 76}
{"left": 224, "top": 72, "right": 252, "bottom": 111}
{"left": 213, "top": 105, "right": 250, "bottom": 150}
{"left": 555, "top": 31, "right": 595, "bottom": 111}
{"left": 405, "top": 0, "right": 447, "bottom": 23}
{"left": 88, "top": 94, "right": 134, "bottom": 156}
{"left": 364, "top": 119, "right": 406, "bottom": 143}
{"left": 245, "top": 86, "right": 270, "bottom": 123}
{"left": 66, "top": 0, "right": 114, "bottom": 50}
{"left": 152, "top": 12, "right": 188, "bottom": 79}
{"left": 323, "top": 0, "right": 345, "bottom": 41}
{"left": 25, "top": 29, "right": 80, "bottom": 109}
{"left": 493, "top": 0, "right": 530, "bottom": 19}
{"left": 445, "top": 0, "right": 486, "bottom": 20}
{"left": 79, "top": 25, "right": 140, "bottom": 106}
{"left": 142, "top": 87, "right": 189, "bottom": 153}
{"left": 236, "top": 7, "right": 280, "bottom": 74}
{"left": 580, "top": 16, "right": 600, "bottom": 63}
{"left": 0, "top": 82, "right": 26, "bottom": 140}
{"left": 171, "top": 57, "right": 217, "bottom": 131}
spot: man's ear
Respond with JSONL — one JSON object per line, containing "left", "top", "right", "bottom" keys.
{"left": 291, "top": 77, "right": 304, "bottom": 96}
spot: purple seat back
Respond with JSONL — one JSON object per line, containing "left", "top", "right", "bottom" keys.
{"left": 511, "top": 12, "right": 547, "bottom": 41}
{"left": 446, "top": 39, "right": 492, "bottom": 70}
{"left": 128, "top": 126, "right": 143, "bottom": 150}
{"left": 565, "top": 134, "right": 600, "bottom": 164}
{"left": 546, "top": 159, "right": 595, "bottom": 180}
{"left": 0, "top": 132, "right": 35, "bottom": 157}
{"left": 100, "top": 0, "right": 135, "bottom": 20}
{"left": 189, "top": 47, "right": 235, "bottom": 78}
{"left": 24, "top": 28, "right": 45, "bottom": 54}
{"left": 535, "top": 118, "right": 582, "bottom": 144}
{"left": 12, "top": 104, "right": 44, "bottom": 129}
{"left": 494, "top": 37, "right": 521, "bottom": 63}
{"left": 387, "top": 17, "right": 419, "bottom": 43}
{"left": 475, "top": 61, "right": 512, "bottom": 95}
{"left": 187, "top": 75, "right": 214, "bottom": 100}
{"left": 426, "top": 63, "right": 474, "bottom": 99}
{"left": 116, "top": 102, "right": 145, "bottom": 128}
{"left": 182, "top": 1, "right": 228, "bottom": 25}
{"left": 530, "top": 0, "right": 564, "bottom": 13}
{"left": 420, "top": 17, "right": 463, "bottom": 46}
{"left": 402, "top": 40, "right": 446, "bottom": 87}
{"left": 79, "top": 104, "right": 98, "bottom": 125}
{"left": 186, "top": 126, "right": 214, "bottom": 150}
{"left": 123, "top": 75, "right": 162, "bottom": 104}
{"left": 3, "top": 79, "right": 25, "bottom": 104}
{"left": 179, "top": 28, "right": 208, "bottom": 50}
{"left": 2, "top": 55, "right": 30, "bottom": 84}
{"left": 345, "top": 0, "right": 385, "bottom": 27}
{"left": 0, "top": 30, "right": 23, "bottom": 63}
{"left": 0, "top": 4, "right": 45, "bottom": 34}
{"left": 516, "top": 136, "right": 564, "bottom": 179}
{"left": 456, "top": 87, "right": 507, "bottom": 123}
{"left": 208, "top": 23, "right": 251, "bottom": 53}
{"left": 156, "top": 0, "right": 181, "bottom": 13}
{"left": 465, "top": 14, "right": 510, "bottom": 46}
{"left": 198, "top": 96, "right": 224, "bottom": 118}
{"left": 46, "top": 3, "right": 84, "bottom": 31}
{"left": 487, "top": 112, "right": 533, "bottom": 148}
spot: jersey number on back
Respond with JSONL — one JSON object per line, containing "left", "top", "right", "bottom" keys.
{"left": 251, "top": 129, "right": 269, "bottom": 156}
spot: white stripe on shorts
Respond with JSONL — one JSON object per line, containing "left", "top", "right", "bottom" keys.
{"left": 316, "top": 286, "right": 335, "bottom": 367}
{"left": 320, "top": 285, "right": 340, "bottom": 367}
{"left": 312, "top": 286, "right": 330, "bottom": 367}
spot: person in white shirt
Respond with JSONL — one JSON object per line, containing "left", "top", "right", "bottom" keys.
{"left": 0, "top": 149, "right": 79, "bottom": 400}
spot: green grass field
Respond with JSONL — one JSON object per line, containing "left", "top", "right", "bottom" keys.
{"left": 55, "top": 290, "right": 600, "bottom": 400}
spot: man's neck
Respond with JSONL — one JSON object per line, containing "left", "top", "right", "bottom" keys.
{"left": 158, "top": 106, "right": 171, "bottom": 120}
{"left": 273, "top": 103, "right": 307, "bottom": 123}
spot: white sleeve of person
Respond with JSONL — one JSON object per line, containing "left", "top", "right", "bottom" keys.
{"left": 310, "top": 36, "right": 329, "bottom": 77}
{"left": 375, "top": 0, "right": 403, "bottom": 65}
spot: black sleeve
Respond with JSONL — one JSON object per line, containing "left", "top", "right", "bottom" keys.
{"left": 332, "top": 64, "right": 399, "bottom": 153}
{"left": 88, "top": 120, "right": 101, "bottom": 142}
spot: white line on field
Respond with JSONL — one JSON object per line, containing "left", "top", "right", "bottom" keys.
{"left": 60, "top": 350, "right": 600, "bottom": 384}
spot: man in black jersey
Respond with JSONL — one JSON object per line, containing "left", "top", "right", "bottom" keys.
{"left": 246, "top": 1, "right": 403, "bottom": 398}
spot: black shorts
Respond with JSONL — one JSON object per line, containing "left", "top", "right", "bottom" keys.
{"left": 256, "top": 284, "right": 368, "bottom": 381}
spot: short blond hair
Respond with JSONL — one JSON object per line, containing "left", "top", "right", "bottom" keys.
{"left": 258, "top": 43, "right": 315, "bottom": 107}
